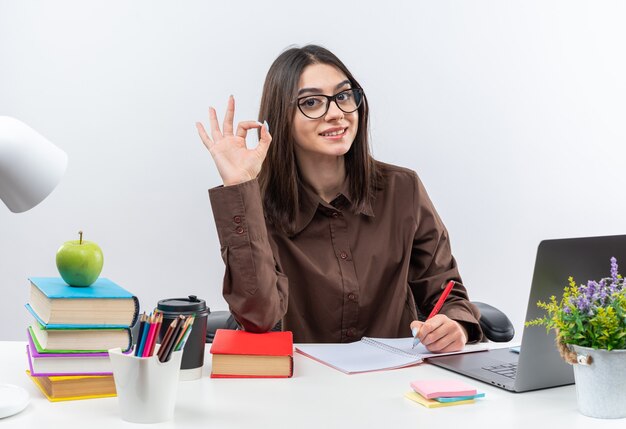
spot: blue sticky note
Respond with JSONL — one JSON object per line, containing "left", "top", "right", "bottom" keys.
{"left": 435, "top": 392, "right": 486, "bottom": 403}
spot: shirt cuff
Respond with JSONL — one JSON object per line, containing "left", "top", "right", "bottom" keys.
{"left": 208, "top": 179, "right": 267, "bottom": 247}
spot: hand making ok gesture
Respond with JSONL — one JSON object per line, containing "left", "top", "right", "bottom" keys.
{"left": 196, "top": 95, "right": 272, "bottom": 186}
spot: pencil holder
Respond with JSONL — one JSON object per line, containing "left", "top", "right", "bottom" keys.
{"left": 109, "top": 346, "right": 183, "bottom": 423}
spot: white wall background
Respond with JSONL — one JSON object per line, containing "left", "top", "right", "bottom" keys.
{"left": 1, "top": 0, "right": 625, "bottom": 340}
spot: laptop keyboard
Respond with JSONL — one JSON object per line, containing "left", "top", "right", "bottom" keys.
{"left": 482, "top": 363, "right": 517, "bottom": 379}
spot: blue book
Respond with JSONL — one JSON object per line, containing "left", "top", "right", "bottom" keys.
{"left": 26, "top": 277, "right": 139, "bottom": 328}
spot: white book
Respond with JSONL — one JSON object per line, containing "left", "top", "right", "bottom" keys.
{"left": 296, "top": 337, "right": 489, "bottom": 374}
{"left": 26, "top": 345, "right": 113, "bottom": 376}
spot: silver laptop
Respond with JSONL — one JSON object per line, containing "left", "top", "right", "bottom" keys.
{"left": 428, "top": 234, "right": 626, "bottom": 392}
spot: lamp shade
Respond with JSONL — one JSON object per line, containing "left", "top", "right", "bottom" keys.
{"left": 0, "top": 116, "right": 68, "bottom": 213}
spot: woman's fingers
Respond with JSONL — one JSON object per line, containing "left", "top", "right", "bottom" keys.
{"left": 257, "top": 121, "right": 272, "bottom": 156}
{"left": 222, "top": 95, "right": 235, "bottom": 136}
{"left": 208, "top": 107, "right": 223, "bottom": 142}
{"left": 199, "top": 102, "right": 268, "bottom": 155}
{"left": 415, "top": 315, "right": 467, "bottom": 353}
{"left": 195, "top": 122, "right": 213, "bottom": 150}
{"left": 235, "top": 121, "right": 263, "bottom": 139}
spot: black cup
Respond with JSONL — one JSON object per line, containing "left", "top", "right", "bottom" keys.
{"left": 156, "top": 295, "right": 209, "bottom": 380}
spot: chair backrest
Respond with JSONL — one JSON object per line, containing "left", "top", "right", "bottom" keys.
{"left": 473, "top": 301, "right": 515, "bottom": 342}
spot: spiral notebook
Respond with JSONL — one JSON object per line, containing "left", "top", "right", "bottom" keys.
{"left": 296, "top": 337, "right": 488, "bottom": 374}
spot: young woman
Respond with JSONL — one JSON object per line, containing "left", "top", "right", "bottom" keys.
{"left": 196, "top": 45, "right": 484, "bottom": 352}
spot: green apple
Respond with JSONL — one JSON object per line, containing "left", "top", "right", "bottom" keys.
{"left": 56, "top": 231, "right": 104, "bottom": 287}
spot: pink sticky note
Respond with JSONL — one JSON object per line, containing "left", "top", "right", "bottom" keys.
{"left": 410, "top": 379, "right": 477, "bottom": 399}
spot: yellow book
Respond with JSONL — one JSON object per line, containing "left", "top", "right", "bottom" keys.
{"left": 404, "top": 391, "right": 475, "bottom": 408}
{"left": 26, "top": 370, "right": 116, "bottom": 402}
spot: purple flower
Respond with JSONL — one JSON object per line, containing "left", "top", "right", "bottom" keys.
{"left": 576, "top": 295, "right": 590, "bottom": 312}
{"left": 563, "top": 306, "right": 571, "bottom": 314}
{"left": 601, "top": 275, "right": 619, "bottom": 295}
{"left": 611, "top": 257, "right": 619, "bottom": 283}
{"left": 587, "top": 280, "right": 596, "bottom": 295}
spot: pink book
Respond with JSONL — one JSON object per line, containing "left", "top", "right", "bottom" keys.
{"left": 410, "top": 379, "right": 477, "bottom": 399}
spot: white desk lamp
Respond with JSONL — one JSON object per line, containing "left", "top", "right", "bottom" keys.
{"left": 0, "top": 116, "right": 68, "bottom": 418}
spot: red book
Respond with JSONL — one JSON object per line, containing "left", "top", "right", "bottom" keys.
{"left": 209, "top": 329, "right": 293, "bottom": 378}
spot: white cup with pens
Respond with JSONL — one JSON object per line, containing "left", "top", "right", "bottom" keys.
{"left": 109, "top": 311, "right": 194, "bottom": 424}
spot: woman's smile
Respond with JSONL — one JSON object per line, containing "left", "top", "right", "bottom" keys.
{"left": 319, "top": 127, "right": 348, "bottom": 140}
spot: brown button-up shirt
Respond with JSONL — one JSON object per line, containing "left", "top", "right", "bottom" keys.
{"left": 209, "top": 161, "right": 483, "bottom": 343}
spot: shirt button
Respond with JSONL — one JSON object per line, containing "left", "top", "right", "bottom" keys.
{"left": 348, "top": 293, "right": 357, "bottom": 301}
{"left": 235, "top": 226, "right": 244, "bottom": 234}
{"left": 331, "top": 211, "right": 339, "bottom": 218}
{"left": 339, "top": 251, "right": 348, "bottom": 260}
{"left": 347, "top": 328, "right": 356, "bottom": 337}
{"left": 233, "top": 216, "right": 242, "bottom": 224}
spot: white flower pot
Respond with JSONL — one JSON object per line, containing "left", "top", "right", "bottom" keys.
{"left": 571, "top": 345, "right": 626, "bottom": 419}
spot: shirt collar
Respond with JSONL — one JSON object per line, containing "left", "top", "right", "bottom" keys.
{"left": 292, "top": 177, "right": 375, "bottom": 236}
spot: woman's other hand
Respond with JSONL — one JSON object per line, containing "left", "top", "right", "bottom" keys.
{"left": 196, "top": 95, "right": 272, "bottom": 186}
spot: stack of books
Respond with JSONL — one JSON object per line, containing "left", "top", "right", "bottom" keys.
{"left": 25, "top": 277, "right": 139, "bottom": 401}
{"left": 404, "top": 379, "right": 485, "bottom": 408}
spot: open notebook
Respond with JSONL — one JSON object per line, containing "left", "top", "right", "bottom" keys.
{"left": 296, "top": 337, "right": 488, "bottom": 374}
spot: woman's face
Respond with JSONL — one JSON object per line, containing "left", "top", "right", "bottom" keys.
{"left": 291, "top": 63, "right": 359, "bottom": 161}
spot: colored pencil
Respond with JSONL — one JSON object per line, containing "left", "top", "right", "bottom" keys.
{"left": 156, "top": 317, "right": 179, "bottom": 361}
{"left": 146, "top": 312, "right": 163, "bottom": 357}
{"left": 175, "top": 317, "right": 194, "bottom": 351}
{"left": 134, "top": 312, "right": 147, "bottom": 356}
{"left": 173, "top": 316, "right": 194, "bottom": 352}
{"left": 161, "top": 316, "right": 185, "bottom": 362}
{"left": 142, "top": 313, "right": 158, "bottom": 358}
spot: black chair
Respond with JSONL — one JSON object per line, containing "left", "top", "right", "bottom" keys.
{"left": 472, "top": 302, "right": 515, "bottom": 343}
{"left": 206, "top": 310, "right": 240, "bottom": 342}
{"left": 205, "top": 301, "right": 514, "bottom": 343}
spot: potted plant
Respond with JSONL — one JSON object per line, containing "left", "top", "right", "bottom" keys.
{"left": 527, "top": 257, "right": 626, "bottom": 419}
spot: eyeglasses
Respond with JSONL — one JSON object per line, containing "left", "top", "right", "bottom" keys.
{"left": 296, "top": 88, "right": 364, "bottom": 119}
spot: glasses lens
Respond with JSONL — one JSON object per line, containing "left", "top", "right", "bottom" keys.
{"left": 335, "top": 88, "right": 362, "bottom": 113}
{"left": 298, "top": 96, "right": 328, "bottom": 119}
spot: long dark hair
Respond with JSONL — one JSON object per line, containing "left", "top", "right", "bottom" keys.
{"left": 258, "top": 45, "right": 380, "bottom": 235}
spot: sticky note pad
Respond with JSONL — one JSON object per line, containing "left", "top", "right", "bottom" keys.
{"left": 410, "top": 379, "right": 477, "bottom": 399}
{"left": 404, "top": 391, "right": 475, "bottom": 408}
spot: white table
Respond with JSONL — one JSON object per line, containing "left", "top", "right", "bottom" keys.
{"left": 0, "top": 341, "right": 622, "bottom": 428}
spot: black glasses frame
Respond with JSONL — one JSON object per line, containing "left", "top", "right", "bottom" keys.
{"left": 295, "top": 88, "right": 364, "bottom": 119}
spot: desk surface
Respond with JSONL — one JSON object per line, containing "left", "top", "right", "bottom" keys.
{"left": 0, "top": 341, "right": 622, "bottom": 428}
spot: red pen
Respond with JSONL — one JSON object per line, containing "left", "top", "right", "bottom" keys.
{"left": 413, "top": 280, "right": 456, "bottom": 348}
{"left": 427, "top": 280, "right": 456, "bottom": 320}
